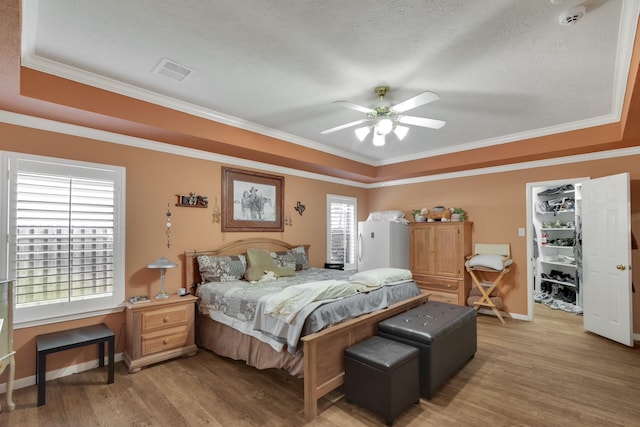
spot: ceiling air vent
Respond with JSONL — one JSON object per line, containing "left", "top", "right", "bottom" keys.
{"left": 152, "top": 58, "right": 195, "bottom": 82}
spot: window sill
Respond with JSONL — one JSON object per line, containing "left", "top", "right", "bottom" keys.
{"left": 14, "top": 304, "right": 126, "bottom": 329}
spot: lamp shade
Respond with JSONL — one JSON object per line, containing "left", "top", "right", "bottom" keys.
{"left": 372, "top": 131, "right": 386, "bottom": 146}
{"left": 147, "top": 257, "right": 177, "bottom": 269}
{"left": 147, "top": 257, "right": 177, "bottom": 299}
{"left": 354, "top": 126, "right": 371, "bottom": 142}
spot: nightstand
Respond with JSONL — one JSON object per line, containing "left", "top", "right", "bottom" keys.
{"left": 124, "top": 294, "right": 198, "bottom": 373}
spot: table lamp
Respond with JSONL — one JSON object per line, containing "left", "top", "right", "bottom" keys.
{"left": 147, "top": 257, "right": 177, "bottom": 299}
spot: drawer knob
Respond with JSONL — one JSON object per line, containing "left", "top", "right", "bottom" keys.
{"left": 163, "top": 338, "right": 169, "bottom": 345}
{"left": 163, "top": 316, "right": 169, "bottom": 323}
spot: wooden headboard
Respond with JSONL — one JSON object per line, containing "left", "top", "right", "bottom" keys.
{"left": 183, "top": 238, "right": 310, "bottom": 292}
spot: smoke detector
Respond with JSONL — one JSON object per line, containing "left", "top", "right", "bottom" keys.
{"left": 559, "top": 6, "right": 586, "bottom": 25}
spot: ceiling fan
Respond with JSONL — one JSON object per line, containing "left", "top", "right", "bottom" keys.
{"left": 321, "top": 86, "right": 446, "bottom": 146}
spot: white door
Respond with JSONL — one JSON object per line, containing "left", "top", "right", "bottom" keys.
{"left": 582, "top": 173, "right": 633, "bottom": 346}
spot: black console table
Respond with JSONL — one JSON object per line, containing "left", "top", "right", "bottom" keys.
{"left": 36, "top": 323, "right": 115, "bottom": 406}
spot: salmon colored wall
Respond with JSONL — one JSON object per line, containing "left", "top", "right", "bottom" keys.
{"left": 1, "top": 122, "right": 368, "bottom": 381}
{"left": 2, "top": 120, "right": 638, "bottom": 382}
{"left": 369, "top": 155, "right": 640, "bottom": 329}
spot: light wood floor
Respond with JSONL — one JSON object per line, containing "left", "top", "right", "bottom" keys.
{"left": 2, "top": 304, "right": 639, "bottom": 427}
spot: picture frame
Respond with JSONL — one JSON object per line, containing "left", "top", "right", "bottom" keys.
{"left": 222, "top": 167, "right": 284, "bottom": 232}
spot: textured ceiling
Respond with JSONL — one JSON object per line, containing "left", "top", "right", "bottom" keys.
{"left": 21, "top": 0, "right": 640, "bottom": 166}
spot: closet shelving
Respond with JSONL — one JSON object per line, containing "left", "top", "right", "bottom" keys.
{"left": 533, "top": 184, "right": 582, "bottom": 308}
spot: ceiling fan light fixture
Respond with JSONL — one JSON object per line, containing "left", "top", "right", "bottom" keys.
{"left": 376, "top": 118, "right": 394, "bottom": 135}
{"left": 372, "top": 132, "right": 386, "bottom": 146}
{"left": 354, "top": 126, "right": 371, "bottom": 142}
{"left": 393, "top": 125, "right": 409, "bottom": 141}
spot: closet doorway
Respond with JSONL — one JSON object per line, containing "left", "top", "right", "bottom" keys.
{"left": 526, "top": 173, "right": 633, "bottom": 346}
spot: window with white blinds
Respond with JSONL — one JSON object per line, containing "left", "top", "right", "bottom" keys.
{"left": 326, "top": 195, "right": 357, "bottom": 270}
{"left": 2, "top": 153, "right": 125, "bottom": 326}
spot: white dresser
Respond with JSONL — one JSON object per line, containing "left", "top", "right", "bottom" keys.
{"left": 0, "top": 279, "right": 15, "bottom": 412}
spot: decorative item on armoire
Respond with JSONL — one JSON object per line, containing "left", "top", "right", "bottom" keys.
{"left": 411, "top": 209, "right": 426, "bottom": 222}
{"left": 451, "top": 208, "right": 466, "bottom": 221}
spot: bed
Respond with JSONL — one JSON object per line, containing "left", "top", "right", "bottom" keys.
{"left": 183, "top": 238, "right": 428, "bottom": 420}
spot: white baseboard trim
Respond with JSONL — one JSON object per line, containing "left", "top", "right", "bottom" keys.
{"left": 476, "top": 308, "right": 527, "bottom": 321}
{"left": 0, "top": 353, "right": 123, "bottom": 393}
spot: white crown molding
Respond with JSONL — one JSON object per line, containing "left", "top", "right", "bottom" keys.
{"left": 0, "top": 109, "right": 370, "bottom": 188}
{"left": 21, "top": 52, "right": 375, "bottom": 166}
{"left": 378, "top": 113, "right": 620, "bottom": 166}
{"left": 372, "top": 145, "right": 640, "bottom": 188}
{"left": 2, "top": 109, "right": 636, "bottom": 191}
{"left": 19, "top": 0, "right": 640, "bottom": 169}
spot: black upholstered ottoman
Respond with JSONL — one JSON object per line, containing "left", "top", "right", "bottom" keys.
{"left": 378, "top": 301, "right": 477, "bottom": 399}
{"left": 344, "top": 336, "right": 420, "bottom": 426}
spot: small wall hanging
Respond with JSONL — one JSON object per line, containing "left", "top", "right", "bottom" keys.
{"left": 284, "top": 208, "right": 293, "bottom": 226}
{"left": 165, "top": 204, "right": 172, "bottom": 248}
{"left": 294, "top": 201, "right": 306, "bottom": 216}
{"left": 211, "top": 196, "right": 221, "bottom": 223}
{"left": 176, "top": 192, "right": 208, "bottom": 208}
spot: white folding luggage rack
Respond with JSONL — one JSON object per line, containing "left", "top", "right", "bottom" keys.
{"left": 465, "top": 244, "right": 513, "bottom": 324}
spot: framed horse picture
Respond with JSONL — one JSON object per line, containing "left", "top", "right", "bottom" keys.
{"left": 221, "top": 167, "right": 284, "bottom": 232}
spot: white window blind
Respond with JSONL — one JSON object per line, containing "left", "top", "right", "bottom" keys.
{"left": 326, "top": 195, "right": 357, "bottom": 270}
{"left": 2, "top": 153, "right": 125, "bottom": 326}
{"left": 15, "top": 173, "right": 114, "bottom": 306}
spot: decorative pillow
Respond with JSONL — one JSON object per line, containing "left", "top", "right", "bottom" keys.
{"left": 349, "top": 268, "right": 412, "bottom": 287}
{"left": 288, "top": 246, "right": 310, "bottom": 270}
{"left": 271, "top": 251, "right": 297, "bottom": 270}
{"left": 466, "top": 254, "right": 511, "bottom": 271}
{"left": 245, "top": 248, "right": 295, "bottom": 282}
{"left": 197, "top": 255, "right": 246, "bottom": 282}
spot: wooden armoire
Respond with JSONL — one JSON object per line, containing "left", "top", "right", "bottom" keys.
{"left": 409, "top": 222, "right": 473, "bottom": 305}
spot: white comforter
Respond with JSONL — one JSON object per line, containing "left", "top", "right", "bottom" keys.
{"left": 254, "top": 279, "right": 379, "bottom": 353}
{"left": 263, "top": 279, "right": 376, "bottom": 323}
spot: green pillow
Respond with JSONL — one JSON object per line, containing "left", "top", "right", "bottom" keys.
{"left": 244, "top": 248, "right": 295, "bottom": 281}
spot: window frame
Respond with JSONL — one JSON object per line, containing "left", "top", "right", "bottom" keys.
{"left": 0, "top": 152, "right": 126, "bottom": 327}
{"left": 326, "top": 194, "right": 357, "bottom": 271}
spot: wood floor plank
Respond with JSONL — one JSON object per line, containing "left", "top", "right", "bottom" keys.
{"left": 1, "top": 304, "right": 639, "bottom": 426}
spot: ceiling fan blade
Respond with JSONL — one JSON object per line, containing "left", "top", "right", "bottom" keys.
{"left": 398, "top": 115, "right": 446, "bottom": 129}
{"left": 391, "top": 91, "right": 440, "bottom": 113}
{"left": 321, "top": 119, "right": 370, "bottom": 135}
{"left": 333, "top": 100, "right": 375, "bottom": 114}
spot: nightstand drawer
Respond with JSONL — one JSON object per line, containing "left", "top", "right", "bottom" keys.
{"left": 141, "top": 305, "right": 189, "bottom": 332}
{"left": 141, "top": 326, "right": 189, "bottom": 356}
